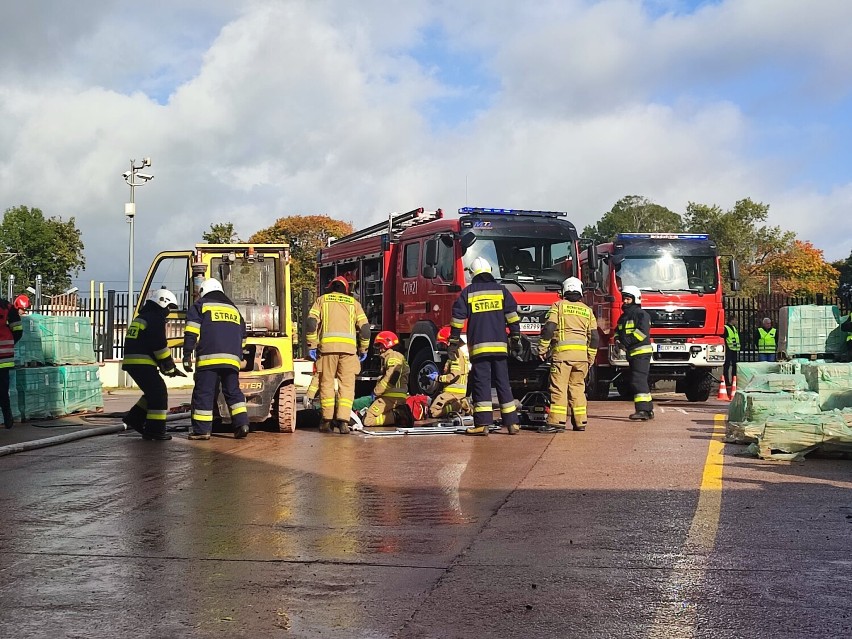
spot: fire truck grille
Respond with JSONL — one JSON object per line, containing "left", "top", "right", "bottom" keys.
{"left": 646, "top": 307, "right": 706, "bottom": 329}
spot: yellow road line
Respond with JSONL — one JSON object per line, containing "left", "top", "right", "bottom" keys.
{"left": 683, "top": 413, "right": 726, "bottom": 551}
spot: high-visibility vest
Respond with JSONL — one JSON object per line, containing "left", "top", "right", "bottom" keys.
{"left": 724, "top": 325, "right": 740, "bottom": 351}
{"left": 757, "top": 327, "right": 776, "bottom": 353}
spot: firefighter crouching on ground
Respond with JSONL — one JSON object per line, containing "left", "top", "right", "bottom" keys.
{"left": 183, "top": 278, "right": 250, "bottom": 440}
{"left": 364, "top": 331, "right": 410, "bottom": 426}
{"left": 449, "top": 256, "right": 522, "bottom": 436}
{"left": 615, "top": 285, "right": 654, "bottom": 421}
{"left": 0, "top": 296, "right": 23, "bottom": 429}
{"left": 121, "top": 288, "right": 184, "bottom": 440}
{"left": 306, "top": 276, "right": 370, "bottom": 434}
{"left": 538, "top": 277, "right": 598, "bottom": 432}
{"left": 428, "top": 326, "right": 471, "bottom": 418}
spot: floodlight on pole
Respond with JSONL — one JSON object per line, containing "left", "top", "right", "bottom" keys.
{"left": 123, "top": 158, "right": 154, "bottom": 311}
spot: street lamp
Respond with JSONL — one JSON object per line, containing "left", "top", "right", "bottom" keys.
{"left": 123, "top": 158, "right": 154, "bottom": 310}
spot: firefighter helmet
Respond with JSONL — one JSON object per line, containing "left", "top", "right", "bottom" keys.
{"left": 621, "top": 285, "right": 641, "bottom": 304}
{"left": 199, "top": 278, "right": 223, "bottom": 297}
{"left": 468, "top": 257, "right": 492, "bottom": 277}
{"left": 327, "top": 276, "right": 350, "bottom": 294}
{"left": 562, "top": 277, "right": 583, "bottom": 295}
{"left": 436, "top": 326, "right": 452, "bottom": 345}
{"left": 13, "top": 294, "right": 30, "bottom": 311}
{"left": 374, "top": 331, "right": 399, "bottom": 350}
{"left": 149, "top": 287, "right": 179, "bottom": 310}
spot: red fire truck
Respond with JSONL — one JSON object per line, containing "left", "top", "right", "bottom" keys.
{"left": 317, "top": 206, "right": 584, "bottom": 396}
{"left": 580, "top": 233, "right": 739, "bottom": 401}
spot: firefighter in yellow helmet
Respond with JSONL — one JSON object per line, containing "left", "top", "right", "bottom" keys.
{"left": 305, "top": 276, "right": 371, "bottom": 433}
{"left": 538, "top": 277, "right": 598, "bottom": 432}
{"left": 364, "top": 331, "right": 410, "bottom": 427}
{"left": 428, "top": 326, "right": 471, "bottom": 418}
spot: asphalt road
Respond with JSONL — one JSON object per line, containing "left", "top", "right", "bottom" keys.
{"left": 1, "top": 392, "right": 851, "bottom": 638}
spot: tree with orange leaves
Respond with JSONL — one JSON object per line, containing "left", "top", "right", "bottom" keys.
{"left": 248, "top": 215, "right": 353, "bottom": 293}
{"left": 760, "top": 240, "right": 839, "bottom": 296}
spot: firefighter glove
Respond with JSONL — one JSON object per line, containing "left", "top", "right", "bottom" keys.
{"left": 182, "top": 354, "right": 193, "bottom": 372}
{"left": 308, "top": 348, "right": 318, "bottom": 361}
{"left": 427, "top": 371, "right": 439, "bottom": 382}
{"left": 509, "top": 334, "right": 523, "bottom": 357}
{"left": 359, "top": 351, "right": 368, "bottom": 362}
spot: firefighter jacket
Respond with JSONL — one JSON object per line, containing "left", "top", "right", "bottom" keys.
{"left": 449, "top": 274, "right": 520, "bottom": 359}
{"left": 755, "top": 327, "right": 776, "bottom": 354}
{"left": 615, "top": 303, "right": 653, "bottom": 358}
{"left": 306, "top": 293, "right": 370, "bottom": 356}
{"left": 439, "top": 345, "right": 469, "bottom": 396}
{"left": 723, "top": 325, "right": 740, "bottom": 351}
{"left": 538, "top": 299, "right": 599, "bottom": 363}
{"left": 122, "top": 300, "right": 178, "bottom": 373}
{"left": 0, "top": 299, "right": 23, "bottom": 369}
{"left": 183, "top": 290, "right": 246, "bottom": 371}
{"left": 374, "top": 349, "right": 409, "bottom": 399}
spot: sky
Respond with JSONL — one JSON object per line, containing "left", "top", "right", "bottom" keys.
{"left": 1, "top": 0, "right": 851, "bottom": 293}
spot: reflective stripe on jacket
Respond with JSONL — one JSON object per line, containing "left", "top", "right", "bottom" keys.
{"left": 122, "top": 300, "right": 177, "bottom": 372}
{"left": 757, "top": 327, "right": 776, "bottom": 353}
{"left": 305, "top": 293, "right": 370, "bottom": 355}
{"left": 183, "top": 291, "right": 246, "bottom": 371}
{"left": 449, "top": 276, "right": 519, "bottom": 359}
{"left": 374, "top": 349, "right": 410, "bottom": 399}
{"left": 538, "top": 300, "right": 599, "bottom": 362}
{"left": 615, "top": 304, "right": 653, "bottom": 358}
{"left": 439, "top": 346, "right": 469, "bottom": 396}
{"left": 724, "top": 325, "right": 740, "bottom": 351}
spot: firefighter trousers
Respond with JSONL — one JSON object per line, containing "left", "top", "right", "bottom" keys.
{"left": 0, "top": 368, "right": 12, "bottom": 427}
{"left": 548, "top": 360, "right": 589, "bottom": 427}
{"left": 627, "top": 354, "right": 653, "bottom": 413}
{"left": 723, "top": 350, "right": 738, "bottom": 388}
{"left": 306, "top": 358, "right": 322, "bottom": 400}
{"left": 123, "top": 365, "right": 169, "bottom": 436}
{"left": 190, "top": 368, "right": 248, "bottom": 435}
{"left": 470, "top": 356, "right": 518, "bottom": 428}
{"left": 428, "top": 392, "right": 470, "bottom": 418}
{"left": 318, "top": 353, "right": 360, "bottom": 422}
{"left": 364, "top": 395, "right": 406, "bottom": 426}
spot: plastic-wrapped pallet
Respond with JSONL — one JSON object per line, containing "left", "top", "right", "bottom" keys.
{"left": 733, "top": 362, "right": 783, "bottom": 390}
{"left": 8, "top": 369, "right": 21, "bottom": 422}
{"left": 753, "top": 412, "right": 852, "bottom": 460}
{"left": 59, "top": 365, "right": 104, "bottom": 413}
{"left": 800, "top": 362, "right": 852, "bottom": 391}
{"left": 13, "top": 313, "right": 48, "bottom": 366}
{"left": 727, "top": 389, "right": 821, "bottom": 423}
{"left": 16, "top": 367, "right": 64, "bottom": 419}
{"left": 777, "top": 305, "right": 846, "bottom": 357}
{"left": 42, "top": 316, "right": 97, "bottom": 365}
{"left": 740, "top": 373, "right": 809, "bottom": 393}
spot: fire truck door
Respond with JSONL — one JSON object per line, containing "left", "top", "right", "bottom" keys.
{"left": 397, "top": 239, "right": 426, "bottom": 334}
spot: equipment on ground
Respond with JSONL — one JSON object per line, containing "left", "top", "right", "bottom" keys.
{"left": 517, "top": 391, "right": 550, "bottom": 431}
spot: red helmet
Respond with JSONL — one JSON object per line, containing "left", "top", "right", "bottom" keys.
{"left": 436, "top": 326, "right": 452, "bottom": 345}
{"left": 374, "top": 331, "right": 399, "bottom": 350}
{"left": 327, "top": 276, "right": 350, "bottom": 294}
{"left": 13, "top": 294, "right": 30, "bottom": 311}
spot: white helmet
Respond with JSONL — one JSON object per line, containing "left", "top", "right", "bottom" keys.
{"left": 469, "top": 256, "right": 492, "bottom": 277}
{"left": 199, "top": 278, "right": 223, "bottom": 297}
{"left": 149, "top": 288, "right": 178, "bottom": 310}
{"left": 562, "top": 277, "right": 583, "bottom": 295}
{"left": 621, "top": 285, "right": 641, "bottom": 304}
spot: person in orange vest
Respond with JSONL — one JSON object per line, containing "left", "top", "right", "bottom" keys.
{"left": 0, "top": 297, "right": 23, "bottom": 428}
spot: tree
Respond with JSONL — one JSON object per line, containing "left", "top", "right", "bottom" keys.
{"left": 683, "top": 198, "right": 795, "bottom": 295}
{"left": 831, "top": 250, "right": 852, "bottom": 288}
{"left": 0, "top": 205, "right": 85, "bottom": 295}
{"left": 761, "top": 240, "right": 839, "bottom": 296}
{"left": 248, "top": 215, "right": 353, "bottom": 292}
{"left": 202, "top": 222, "right": 239, "bottom": 244}
{"left": 581, "top": 195, "right": 683, "bottom": 245}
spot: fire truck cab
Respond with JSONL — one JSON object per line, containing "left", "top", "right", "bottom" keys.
{"left": 317, "top": 207, "right": 583, "bottom": 397}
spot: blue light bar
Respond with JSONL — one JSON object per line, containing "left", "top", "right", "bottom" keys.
{"left": 459, "top": 207, "right": 567, "bottom": 218}
{"left": 617, "top": 233, "right": 710, "bottom": 241}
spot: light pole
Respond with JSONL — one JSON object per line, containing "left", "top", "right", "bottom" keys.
{"left": 123, "top": 158, "right": 154, "bottom": 310}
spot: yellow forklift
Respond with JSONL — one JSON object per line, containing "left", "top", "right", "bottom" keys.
{"left": 136, "top": 243, "right": 297, "bottom": 432}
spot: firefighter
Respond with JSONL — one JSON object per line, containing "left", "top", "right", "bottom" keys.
{"left": 13, "top": 294, "right": 30, "bottom": 316}
{"left": 538, "top": 277, "right": 598, "bottom": 432}
{"left": 121, "top": 288, "right": 184, "bottom": 440}
{"left": 364, "top": 331, "right": 410, "bottom": 427}
{"left": 428, "top": 326, "right": 471, "bottom": 418}
{"left": 0, "top": 296, "right": 23, "bottom": 429}
{"left": 755, "top": 317, "right": 777, "bottom": 362}
{"left": 182, "top": 279, "right": 250, "bottom": 440}
{"left": 306, "top": 276, "right": 370, "bottom": 434}
{"left": 615, "top": 285, "right": 654, "bottom": 421}
{"left": 449, "top": 256, "right": 522, "bottom": 436}
{"left": 722, "top": 318, "right": 740, "bottom": 390}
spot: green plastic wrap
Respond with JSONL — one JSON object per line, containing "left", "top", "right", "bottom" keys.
{"left": 740, "top": 373, "right": 809, "bottom": 393}
{"left": 16, "top": 367, "right": 64, "bottom": 419}
{"left": 777, "top": 305, "right": 846, "bottom": 357}
{"left": 13, "top": 313, "right": 47, "bottom": 366}
{"left": 8, "top": 369, "right": 21, "bottom": 422}
{"left": 801, "top": 362, "right": 852, "bottom": 392}
{"left": 754, "top": 412, "right": 852, "bottom": 460}
{"left": 12, "top": 314, "right": 96, "bottom": 366}
{"left": 733, "top": 362, "right": 783, "bottom": 389}
{"left": 727, "top": 389, "right": 821, "bottom": 423}
{"left": 59, "top": 365, "right": 104, "bottom": 413}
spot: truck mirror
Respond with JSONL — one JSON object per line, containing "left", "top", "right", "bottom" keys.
{"left": 424, "top": 239, "right": 438, "bottom": 266}
{"left": 588, "top": 244, "right": 600, "bottom": 271}
{"left": 422, "top": 265, "right": 437, "bottom": 279}
{"left": 460, "top": 232, "right": 477, "bottom": 254}
{"left": 730, "top": 280, "right": 741, "bottom": 292}
{"left": 729, "top": 258, "right": 740, "bottom": 283}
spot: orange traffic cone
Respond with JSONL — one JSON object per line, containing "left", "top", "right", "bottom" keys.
{"left": 717, "top": 378, "right": 729, "bottom": 401}
{"left": 729, "top": 376, "right": 737, "bottom": 399}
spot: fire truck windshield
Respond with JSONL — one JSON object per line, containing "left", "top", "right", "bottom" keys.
{"left": 615, "top": 252, "right": 718, "bottom": 293}
{"left": 462, "top": 236, "right": 576, "bottom": 287}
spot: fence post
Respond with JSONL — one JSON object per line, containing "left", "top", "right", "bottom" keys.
{"left": 105, "top": 290, "right": 116, "bottom": 360}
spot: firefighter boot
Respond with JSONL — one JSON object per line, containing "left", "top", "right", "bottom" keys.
{"left": 506, "top": 423, "right": 520, "bottom": 435}
{"left": 629, "top": 411, "right": 651, "bottom": 421}
{"left": 465, "top": 423, "right": 489, "bottom": 436}
{"left": 320, "top": 420, "right": 333, "bottom": 433}
{"left": 337, "top": 420, "right": 351, "bottom": 435}
{"left": 234, "top": 424, "right": 250, "bottom": 439}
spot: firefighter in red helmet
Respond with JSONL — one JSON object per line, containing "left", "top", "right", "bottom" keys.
{"left": 364, "top": 331, "right": 410, "bottom": 426}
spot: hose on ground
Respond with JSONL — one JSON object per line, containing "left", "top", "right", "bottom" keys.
{"left": 0, "top": 424, "right": 127, "bottom": 458}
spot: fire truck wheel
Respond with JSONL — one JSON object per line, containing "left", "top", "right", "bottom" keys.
{"left": 410, "top": 349, "right": 441, "bottom": 397}
{"left": 275, "top": 383, "right": 297, "bottom": 432}
{"left": 586, "top": 367, "right": 611, "bottom": 401}
{"left": 683, "top": 370, "right": 713, "bottom": 402}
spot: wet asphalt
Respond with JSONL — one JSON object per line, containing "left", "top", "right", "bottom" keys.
{"left": 1, "top": 391, "right": 851, "bottom": 638}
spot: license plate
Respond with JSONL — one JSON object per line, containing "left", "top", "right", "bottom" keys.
{"left": 656, "top": 344, "right": 688, "bottom": 352}
{"left": 520, "top": 322, "right": 541, "bottom": 332}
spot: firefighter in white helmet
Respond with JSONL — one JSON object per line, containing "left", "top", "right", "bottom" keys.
{"left": 615, "top": 285, "right": 654, "bottom": 420}
{"left": 538, "top": 277, "right": 598, "bottom": 432}
{"left": 121, "top": 288, "right": 184, "bottom": 440}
